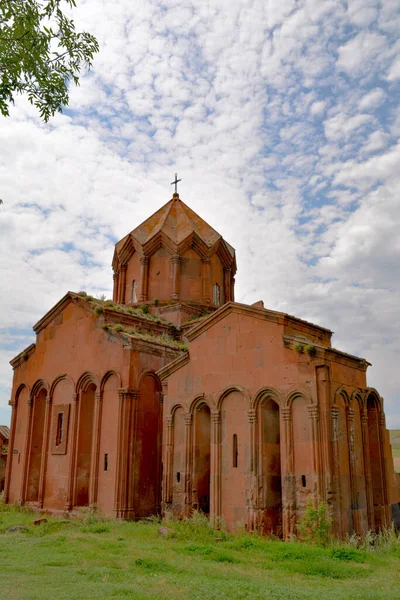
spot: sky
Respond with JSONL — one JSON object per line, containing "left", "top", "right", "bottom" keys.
{"left": 0, "top": 0, "right": 399, "bottom": 427}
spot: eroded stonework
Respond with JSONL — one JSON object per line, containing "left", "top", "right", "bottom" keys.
{"left": 5, "top": 193, "right": 400, "bottom": 536}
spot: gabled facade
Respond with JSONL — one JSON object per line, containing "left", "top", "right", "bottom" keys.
{"left": 4, "top": 193, "right": 400, "bottom": 536}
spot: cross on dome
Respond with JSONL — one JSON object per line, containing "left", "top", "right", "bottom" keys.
{"left": 171, "top": 173, "right": 182, "bottom": 193}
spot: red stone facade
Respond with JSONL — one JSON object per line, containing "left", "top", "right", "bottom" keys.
{"left": 5, "top": 193, "right": 400, "bottom": 536}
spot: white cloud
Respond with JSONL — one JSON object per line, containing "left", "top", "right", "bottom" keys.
{"left": 358, "top": 88, "right": 386, "bottom": 111}
{"left": 1, "top": 0, "right": 400, "bottom": 431}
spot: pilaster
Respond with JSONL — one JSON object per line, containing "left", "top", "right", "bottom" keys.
{"left": 223, "top": 267, "right": 232, "bottom": 303}
{"left": 184, "top": 413, "right": 193, "bottom": 514}
{"left": 89, "top": 391, "right": 103, "bottom": 507}
{"left": 38, "top": 393, "right": 51, "bottom": 508}
{"left": 119, "top": 264, "right": 127, "bottom": 305}
{"left": 171, "top": 255, "right": 181, "bottom": 301}
{"left": 20, "top": 396, "right": 33, "bottom": 504}
{"left": 201, "top": 259, "right": 211, "bottom": 304}
{"left": 139, "top": 256, "right": 149, "bottom": 302}
{"left": 65, "top": 392, "right": 79, "bottom": 511}
{"left": 281, "top": 405, "right": 295, "bottom": 538}
{"left": 361, "top": 407, "right": 374, "bottom": 530}
{"left": 3, "top": 401, "right": 17, "bottom": 503}
{"left": 210, "top": 410, "right": 221, "bottom": 521}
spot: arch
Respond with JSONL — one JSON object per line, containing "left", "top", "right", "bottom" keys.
{"left": 217, "top": 385, "right": 250, "bottom": 411}
{"left": 50, "top": 374, "right": 75, "bottom": 399}
{"left": 76, "top": 371, "right": 100, "bottom": 394}
{"left": 351, "top": 390, "right": 364, "bottom": 409}
{"left": 31, "top": 379, "right": 50, "bottom": 399}
{"left": 100, "top": 370, "right": 122, "bottom": 393}
{"left": 365, "top": 388, "right": 382, "bottom": 412}
{"left": 14, "top": 383, "right": 30, "bottom": 406}
{"left": 252, "top": 387, "right": 283, "bottom": 410}
{"left": 169, "top": 403, "right": 185, "bottom": 418}
{"left": 137, "top": 369, "right": 162, "bottom": 392}
{"left": 333, "top": 386, "right": 351, "bottom": 406}
{"left": 285, "top": 389, "right": 312, "bottom": 408}
{"left": 189, "top": 394, "right": 214, "bottom": 414}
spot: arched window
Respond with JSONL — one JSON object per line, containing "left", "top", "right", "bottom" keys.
{"left": 213, "top": 283, "right": 220, "bottom": 306}
{"left": 132, "top": 280, "right": 137, "bottom": 303}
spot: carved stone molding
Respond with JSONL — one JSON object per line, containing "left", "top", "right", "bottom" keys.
{"left": 211, "top": 410, "right": 220, "bottom": 424}
{"left": 331, "top": 406, "right": 339, "bottom": 419}
{"left": 166, "top": 416, "right": 173, "bottom": 427}
{"left": 171, "top": 255, "right": 181, "bottom": 264}
{"left": 307, "top": 405, "right": 319, "bottom": 419}
{"left": 347, "top": 407, "right": 355, "bottom": 422}
{"left": 184, "top": 413, "right": 192, "bottom": 426}
{"left": 281, "top": 407, "right": 291, "bottom": 421}
{"left": 139, "top": 256, "right": 149, "bottom": 266}
{"left": 248, "top": 409, "right": 257, "bottom": 424}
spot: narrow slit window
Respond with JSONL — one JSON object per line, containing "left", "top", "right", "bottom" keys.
{"left": 132, "top": 280, "right": 137, "bottom": 303}
{"left": 301, "top": 475, "right": 306, "bottom": 488}
{"left": 233, "top": 434, "right": 238, "bottom": 468}
{"left": 177, "top": 472, "right": 181, "bottom": 483}
{"left": 56, "top": 413, "right": 64, "bottom": 446}
{"left": 104, "top": 453, "right": 108, "bottom": 471}
{"left": 213, "top": 283, "right": 220, "bottom": 306}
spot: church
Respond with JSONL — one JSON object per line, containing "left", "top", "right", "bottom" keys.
{"left": 4, "top": 190, "right": 400, "bottom": 538}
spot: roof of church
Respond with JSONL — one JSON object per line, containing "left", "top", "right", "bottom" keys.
{"left": 116, "top": 193, "right": 235, "bottom": 257}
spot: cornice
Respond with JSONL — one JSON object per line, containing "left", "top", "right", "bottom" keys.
{"left": 10, "top": 344, "right": 36, "bottom": 370}
{"left": 156, "top": 351, "right": 190, "bottom": 380}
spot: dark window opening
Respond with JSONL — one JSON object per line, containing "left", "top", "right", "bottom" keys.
{"left": 104, "top": 453, "right": 108, "bottom": 471}
{"left": 233, "top": 434, "right": 238, "bottom": 468}
{"left": 177, "top": 472, "right": 181, "bottom": 483}
{"left": 56, "top": 413, "right": 64, "bottom": 446}
{"left": 213, "top": 283, "right": 221, "bottom": 306}
{"left": 132, "top": 280, "right": 137, "bottom": 303}
{"left": 301, "top": 475, "right": 306, "bottom": 488}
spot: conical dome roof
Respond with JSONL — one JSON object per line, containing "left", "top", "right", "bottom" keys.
{"left": 115, "top": 193, "right": 235, "bottom": 259}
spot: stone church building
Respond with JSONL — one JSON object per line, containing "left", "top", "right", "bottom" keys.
{"left": 5, "top": 192, "right": 400, "bottom": 537}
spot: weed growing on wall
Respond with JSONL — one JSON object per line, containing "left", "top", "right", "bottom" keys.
{"left": 297, "top": 500, "right": 332, "bottom": 546}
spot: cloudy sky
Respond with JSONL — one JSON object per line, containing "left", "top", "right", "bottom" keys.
{"left": 1, "top": 0, "right": 399, "bottom": 428}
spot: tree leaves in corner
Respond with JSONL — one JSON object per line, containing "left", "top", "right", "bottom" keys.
{"left": 0, "top": 0, "right": 99, "bottom": 121}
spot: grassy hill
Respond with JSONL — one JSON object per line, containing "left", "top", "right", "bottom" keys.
{"left": 1, "top": 503, "right": 400, "bottom": 600}
{"left": 390, "top": 429, "right": 400, "bottom": 473}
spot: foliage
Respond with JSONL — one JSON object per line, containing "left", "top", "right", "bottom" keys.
{"left": 0, "top": 0, "right": 99, "bottom": 121}
{"left": 293, "top": 342, "right": 303, "bottom": 353}
{"left": 297, "top": 500, "right": 332, "bottom": 546}
{"left": 304, "top": 344, "right": 317, "bottom": 357}
{"left": 2, "top": 502, "right": 400, "bottom": 598}
{"left": 93, "top": 305, "right": 103, "bottom": 315}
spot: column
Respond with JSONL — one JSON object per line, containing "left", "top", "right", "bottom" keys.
{"left": 307, "top": 404, "right": 322, "bottom": 502}
{"left": 248, "top": 408, "right": 258, "bottom": 530}
{"left": 361, "top": 407, "right": 374, "bottom": 530}
{"left": 38, "top": 393, "right": 51, "bottom": 508}
{"left": 223, "top": 267, "right": 231, "bottom": 303}
{"left": 113, "top": 272, "right": 118, "bottom": 303}
{"left": 378, "top": 411, "right": 391, "bottom": 527}
{"left": 118, "top": 264, "right": 127, "bottom": 305}
{"left": 347, "top": 407, "right": 359, "bottom": 533}
{"left": 331, "top": 406, "right": 342, "bottom": 535}
{"left": 184, "top": 413, "right": 193, "bottom": 515}
{"left": 210, "top": 410, "right": 221, "bottom": 522}
{"left": 316, "top": 366, "right": 333, "bottom": 504}
{"left": 20, "top": 396, "right": 33, "bottom": 504}
{"left": 281, "top": 406, "right": 295, "bottom": 538}
{"left": 139, "top": 256, "right": 149, "bottom": 302}
{"left": 164, "top": 415, "right": 174, "bottom": 505}
{"left": 65, "top": 392, "right": 79, "bottom": 511}
{"left": 115, "top": 388, "right": 135, "bottom": 518}
{"left": 171, "top": 255, "right": 181, "bottom": 301}
{"left": 201, "top": 259, "right": 211, "bottom": 304}
{"left": 89, "top": 390, "right": 103, "bottom": 506}
{"left": 4, "top": 401, "right": 17, "bottom": 503}
{"left": 231, "top": 277, "right": 235, "bottom": 302}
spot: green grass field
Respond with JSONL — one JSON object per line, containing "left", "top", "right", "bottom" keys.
{"left": 390, "top": 429, "right": 400, "bottom": 472}
{"left": 1, "top": 503, "right": 400, "bottom": 600}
